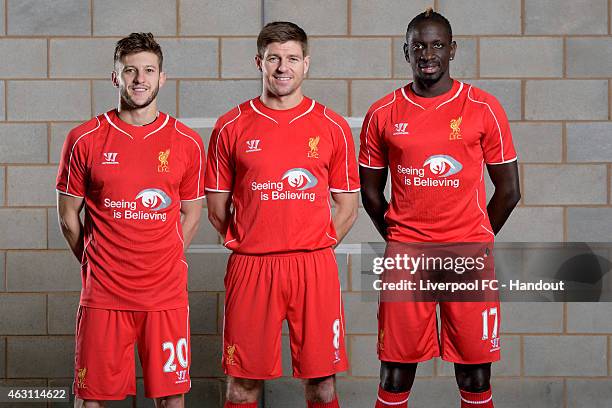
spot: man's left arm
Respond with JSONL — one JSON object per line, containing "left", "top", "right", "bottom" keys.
{"left": 486, "top": 161, "right": 520, "bottom": 235}
{"left": 330, "top": 192, "right": 359, "bottom": 245}
{"left": 180, "top": 199, "right": 204, "bottom": 249}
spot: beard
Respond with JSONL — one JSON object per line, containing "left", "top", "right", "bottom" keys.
{"left": 119, "top": 83, "right": 160, "bottom": 110}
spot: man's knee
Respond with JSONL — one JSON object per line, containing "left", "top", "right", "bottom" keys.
{"left": 304, "top": 375, "right": 336, "bottom": 403}
{"left": 454, "top": 363, "right": 491, "bottom": 393}
{"left": 154, "top": 394, "right": 184, "bottom": 408}
{"left": 380, "top": 362, "right": 417, "bottom": 393}
{"left": 227, "top": 377, "right": 264, "bottom": 403}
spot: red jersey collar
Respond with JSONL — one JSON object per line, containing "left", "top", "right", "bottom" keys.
{"left": 250, "top": 96, "right": 315, "bottom": 125}
{"left": 104, "top": 109, "right": 170, "bottom": 140}
{"left": 402, "top": 80, "right": 464, "bottom": 110}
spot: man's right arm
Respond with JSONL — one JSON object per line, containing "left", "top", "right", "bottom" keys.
{"left": 57, "top": 193, "right": 85, "bottom": 260}
{"left": 206, "top": 192, "right": 232, "bottom": 236}
{"left": 359, "top": 166, "right": 389, "bottom": 240}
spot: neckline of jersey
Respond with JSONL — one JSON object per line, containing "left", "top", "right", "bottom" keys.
{"left": 402, "top": 80, "right": 463, "bottom": 110}
{"left": 250, "top": 96, "right": 315, "bottom": 124}
{"left": 104, "top": 109, "right": 170, "bottom": 140}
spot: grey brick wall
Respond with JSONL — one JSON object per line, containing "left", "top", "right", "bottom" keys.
{"left": 0, "top": 1, "right": 610, "bottom": 407}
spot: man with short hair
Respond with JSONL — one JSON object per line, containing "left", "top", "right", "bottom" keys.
{"left": 56, "top": 32, "right": 205, "bottom": 408}
{"left": 206, "top": 21, "right": 359, "bottom": 408}
{"left": 359, "top": 9, "right": 520, "bottom": 408}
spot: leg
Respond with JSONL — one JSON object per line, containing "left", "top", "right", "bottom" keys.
{"left": 226, "top": 376, "right": 264, "bottom": 404}
{"left": 154, "top": 394, "right": 184, "bottom": 408}
{"left": 303, "top": 375, "right": 337, "bottom": 404}
{"left": 380, "top": 361, "right": 418, "bottom": 393}
{"left": 75, "top": 400, "right": 105, "bottom": 408}
{"left": 454, "top": 363, "right": 491, "bottom": 393}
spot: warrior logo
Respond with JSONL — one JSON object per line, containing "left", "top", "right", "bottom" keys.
{"left": 102, "top": 152, "right": 119, "bottom": 164}
{"left": 393, "top": 123, "right": 409, "bottom": 135}
{"left": 246, "top": 139, "right": 261, "bottom": 153}
{"left": 423, "top": 155, "right": 462, "bottom": 177}
{"left": 378, "top": 330, "right": 385, "bottom": 351}
{"left": 158, "top": 149, "right": 170, "bottom": 172}
{"left": 450, "top": 116, "right": 462, "bottom": 140}
{"left": 308, "top": 136, "right": 320, "bottom": 158}
{"left": 135, "top": 188, "right": 172, "bottom": 211}
{"left": 282, "top": 168, "right": 318, "bottom": 190}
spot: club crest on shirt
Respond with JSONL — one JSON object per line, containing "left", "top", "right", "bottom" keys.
{"left": 449, "top": 116, "right": 462, "bottom": 140}
{"left": 76, "top": 367, "right": 87, "bottom": 388}
{"left": 393, "top": 123, "right": 409, "bottom": 135}
{"left": 226, "top": 344, "right": 237, "bottom": 365}
{"left": 158, "top": 149, "right": 170, "bottom": 172}
{"left": 307, "top": 136, "right": 320, "bottom": 158}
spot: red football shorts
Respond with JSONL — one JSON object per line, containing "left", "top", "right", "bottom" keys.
{"left": 378, "top": 300, "right": 501, "bottom": 364}
{"left": 222, "top": 247, "right": 348, "bottom": 379}
{"left": 73, "top": 306, "right": 191, "bottom": 400}
{"left": 377, "top": 242, "right": 501, "bottom": 364}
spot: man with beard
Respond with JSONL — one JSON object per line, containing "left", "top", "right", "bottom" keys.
{"left": 359, "top": 9, "right": 520, "bottom": 408}
{"left": 206, "top": 21, "right": 359, "bottom": 408}
{"left": 56, "top": 33, "right": 205, "bottom": 407}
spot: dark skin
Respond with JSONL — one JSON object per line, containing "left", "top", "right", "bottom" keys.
{"left": 361, "top": 19, "right": 521, "bottom": 394}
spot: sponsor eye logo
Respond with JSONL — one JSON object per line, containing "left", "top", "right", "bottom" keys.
{"left": 423, "top": 155, "right": 462, "bottom": 177}
{"left": 307, "top": 136, "right": 320, "bottom": 158}
{"left": 135, "top": 188, "right": 172, "bottom": 211}
{"left": 102, "top": 152, "right": 119, "bottom": 164}
{"left": 246, "top": 139, "right": 261, "bottom": 153}
{"left": 450, "top": 116, "right": 462, "bottom": 140}
{"left": 393, "top": 123, "right": 409, "bottom": 135}
{"left": 158, "top": 149, "right": 170, "bottom": 172}
{"left": 282, "top": 168, "right": 318, "bottom": 190}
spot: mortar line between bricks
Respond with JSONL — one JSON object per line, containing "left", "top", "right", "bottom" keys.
{"left": 606, "top": 336, "right": 612, "bottom": 377}
{"left": 218, "top": 38, "right": 222, "bottom": 78}
{"left": 44, "top": 206, "right": 48, "bottom": 249}
{"left": 347, "top": 0, "right": 351, "bottom": 36}
{"left": 347, "top": 253, "right": 352, "bottom": 291}
{"left": 609, "top": 0, "right": 611, "bottom": 35}
{"left": 3, "top": 80, "right": 6, "bottom": 121}
{"left": 608, "top": 165, "right": 611, "bottom": 205}
{"left": 518, "top": 163, "right": 525, "bottom": 205}
{"left": 521, "top": 79, "right": 525, "bottom": 120}
{"left": 563, "top": 378, "right": 567, "bottom": 408}
{"left": 562, "top": 37, "right": 567, "bottom": 78}
{"left": 561, "top": 121, "right": 567, "bottom": 163}
{"left": 521, "top": 0, "right": 525, "bottom": 34}
{"left": 563, "top": 302, "right": 567, "bottom": 333}
{"left": 46, "top": 38, "right": 50, "bottom": 78}
{"left": 176, "top": 0, "right": 180, "bottom": 36}
{"left": 608, "top": 80, "right": 611, "bottom": 120}
{"left": 89, "top": 80, "right": 94, "bottom": 118}
{"left": 347, "top": 79, "right": 352, "bottom": 116}
{"left": 476, "top": 37, "right": 480, "bottom": 78}
{"left": 563, "top": 206, "right": 568, "bottom": 241}
{"left": 45, "top": 294, "right": 48, "bottom": 335}
{"left": 89, "top": 0, "right": 94, "bottom": 36}
{"left": 176, "top": 79, "right": 180, "bottom": 118}
{"left": 519, "top": 335, "right": 524, "bottom": 376}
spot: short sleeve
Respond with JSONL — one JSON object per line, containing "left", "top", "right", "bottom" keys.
{"left": 205, "top": 113, "right": 238, "bottom": 192}
{"left": 326, "top": 109, "right": 360, "bottom": 192}
{"left": 176, "top": 121, "right": 206, "bottom": 201}
{"left": 480, "top": 94, "right": 517, "bottom": 165}
{"left": 56, "top": 120, "right": 98, "bottom": 197}
{"left": 358, "top": 102, "right": 388, "bottom": 169}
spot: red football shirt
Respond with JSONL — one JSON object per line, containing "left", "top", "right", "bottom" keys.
{"left": 205, "top": 96, "right": 360, "bottom": 254}
{"left": 359, "top": 81, "right": 517, "bottom": 242}
{"left": 56, "top": 110, "right": 205, "bottom": 311}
